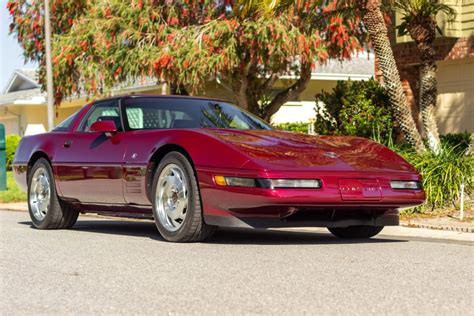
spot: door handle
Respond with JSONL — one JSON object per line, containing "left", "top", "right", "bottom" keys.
{"left": 64, "top": 140, "right": 73, "bottom": 148}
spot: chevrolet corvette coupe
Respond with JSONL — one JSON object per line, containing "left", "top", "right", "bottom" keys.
{"left": 13, "top": 95, "right": 425, "bottom": 242}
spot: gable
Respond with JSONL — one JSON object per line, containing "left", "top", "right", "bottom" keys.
{"left": 3, "top": 70, "right": 40, "bottom": 94}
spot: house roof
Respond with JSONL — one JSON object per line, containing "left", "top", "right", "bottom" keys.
{"left": 2, "top": 69, "right": 40, "bottom": 95}
{"left": 0, "top": 70, "right": 160, "bottom": 106}
{"left": 279, "top": 51, "right": 375, "bottom": 81}
{"left": 0, "top": 88, "right": 45, "bottom": 106}
{"left": 317, "top": 51, "right": 374, "bottom": 76}
{"left": 0, "top": 68, "right": 44, "bottom": 106}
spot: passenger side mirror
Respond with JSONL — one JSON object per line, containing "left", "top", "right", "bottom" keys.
{"left": 90, "top": 120, "right": 118, "bottom": 136}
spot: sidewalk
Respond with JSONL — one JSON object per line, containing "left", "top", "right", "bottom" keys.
{"left": 0, "top": 203, "right": 27, "bottom": 212}
{"left": 2, "top": 202, "right": 472, "bottom": 242}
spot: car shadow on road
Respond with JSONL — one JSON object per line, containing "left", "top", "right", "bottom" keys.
{"left": 18, "top": 218, "right": 407, "bottom": 245}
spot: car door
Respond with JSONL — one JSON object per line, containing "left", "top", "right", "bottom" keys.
{"left": 55, "top": 99, "right": 127, "bottom": 205}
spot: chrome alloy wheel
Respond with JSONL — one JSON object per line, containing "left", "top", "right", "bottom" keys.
{"left": 155, "top": 164, "right": 189, "bottom": 232}
{"left": 29, "top": 167, "right": 51, "bottom": 221}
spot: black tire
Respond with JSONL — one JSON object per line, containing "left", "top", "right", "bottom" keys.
{"left": 152, "top": 152, "right": 216, "bottom": 242}
{"left": 27, "top": 158, "right": 79, "bottom": 229}
{"left": 328, "top": 226, "right": 384, "bottom": 239}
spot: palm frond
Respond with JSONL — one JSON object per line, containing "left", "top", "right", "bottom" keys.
{"left": 392, "top": 0, "right": 457, "bottom": 21}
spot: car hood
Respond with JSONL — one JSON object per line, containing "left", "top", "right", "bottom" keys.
{"left": 202, "top": 129, "right": 416, "bottom": 173}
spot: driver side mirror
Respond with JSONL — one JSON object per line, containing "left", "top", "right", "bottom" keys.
{"left": 90, "top": 120, "right": 118, "bottom": 136}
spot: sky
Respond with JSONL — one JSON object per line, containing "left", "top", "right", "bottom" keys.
{"left": 0, "top": 0, "right": 37, "bottom": 93}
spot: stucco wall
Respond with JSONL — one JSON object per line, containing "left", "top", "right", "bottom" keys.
{"left": 0, "top": 103, "right": 82, "bottom": 136}
{"left": 436, "top": 58, "right": 474, "bottom": 133}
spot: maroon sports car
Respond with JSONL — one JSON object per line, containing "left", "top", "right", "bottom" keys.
{"left": 13, "top": 95, "right": 425, "bottom": 242}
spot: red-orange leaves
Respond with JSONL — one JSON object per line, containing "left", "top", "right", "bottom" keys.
{"left": 66, "top": 53, "right": 74, "bottom": 66}
{"left": 168, "top": 16, "right": 179, "bottom": 26}
{"left": 155, "top": 54, "right": 172, "bottom": 69}
{"left": 80, "top": 40, "right": 88, "bottom": 51}
{"left": 113, "top": 66, "right": 122, "bottom": 78}
{"left": 6, "top": 1, "right": 16, "bottom": 14}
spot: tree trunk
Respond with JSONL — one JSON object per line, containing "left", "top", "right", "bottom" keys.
{"left": 230, "top": 62, "right": 312, "bottom": 123}
{"left": 170, "top": 82, "right": 189, "bottom": 95}
{"left": 233, "top": 74, "right": 251, "bottom": 111}
{"left": 362, "top": 0, "right": 426, "bottom": 153}
{"left": 408, "top": 19, "right": 441, "bottom": 153}
{"left": 261, "top": 62, "right": 312, "bottom": 122}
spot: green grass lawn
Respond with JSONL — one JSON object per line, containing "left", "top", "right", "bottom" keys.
{"left": 0, "top": 171, "right": 27, "bottom": 203}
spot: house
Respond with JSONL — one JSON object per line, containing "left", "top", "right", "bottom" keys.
{"left": 0, "top": 70, "right": 162, "bottom": 136}
{"left": 0, "top": 53, "right": 375, "bottom": 136}
{"left": 392, "top": 0, "right": 474, "bottom": 134}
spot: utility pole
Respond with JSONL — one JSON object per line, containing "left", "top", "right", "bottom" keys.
{"left": 44, "top": 0, "right": 55, "bottom": 130}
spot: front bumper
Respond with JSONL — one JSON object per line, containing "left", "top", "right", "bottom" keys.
{"left": 205, "top": 208, "right": 399, "bottom": 229}
{"left": 196, "top": 167, "right": 424, "bottom": 228}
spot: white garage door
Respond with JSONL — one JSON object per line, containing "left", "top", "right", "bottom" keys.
{"left": 436, "top": 58, "right": 474, "bottom": 134}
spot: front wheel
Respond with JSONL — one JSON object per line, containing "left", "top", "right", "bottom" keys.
{"left": 28, "top": 158, "right": 79, "bottom": 229}
{"left": 328, "top": 226, "right": 384, "bottom": 239}
{"left": 152, "top": 152, "right": 216, "bottom": 242}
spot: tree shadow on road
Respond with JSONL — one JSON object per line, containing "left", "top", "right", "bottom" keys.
{"left": 18, "top": 218, "right": 407, "bottom": 245}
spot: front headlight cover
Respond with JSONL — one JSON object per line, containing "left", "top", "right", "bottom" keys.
{"left": 266, "top": 179, "right": 322, "bottom": 189}
{"left": 390, "top": 180, "right": 421, "bottom": 190}
{"left": 224, "top": 177, "right": 257, "bottom": 187}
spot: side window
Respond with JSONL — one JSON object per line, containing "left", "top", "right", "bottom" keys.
{"left": 79, "top": 100, "right": 122, "bottom": 132}
{"left": 53, "top": 110, "right": 80, "bottom": 131}
{"left": 125, "top": 103, "right": 193, "bottom": 129}
{"left": 126, "top": 107, "right": 144, "bottom": 129}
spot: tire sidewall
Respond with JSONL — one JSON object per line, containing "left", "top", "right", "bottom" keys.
{"left": 27, "top": 158, "right": 59, "bottom": 229}
{"left": 152, "top": 152, "right": 201, "bottom": 242}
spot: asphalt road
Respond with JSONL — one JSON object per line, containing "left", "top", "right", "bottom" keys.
{"left": 1, "top": 210, "right": 473, "bottom": 315}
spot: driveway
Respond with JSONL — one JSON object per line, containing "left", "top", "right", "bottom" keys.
{"left": 1, "top": 210, "right": 472, "bottom": 314}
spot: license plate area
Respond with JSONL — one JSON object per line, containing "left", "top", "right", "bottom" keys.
{"left": 338, "top": 179, "right": 382, "bottom": 201}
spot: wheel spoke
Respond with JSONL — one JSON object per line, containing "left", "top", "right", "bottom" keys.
{"left": 29, "top": 167, "right": 52, "bottom": 221}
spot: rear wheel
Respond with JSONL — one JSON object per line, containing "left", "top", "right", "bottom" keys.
{"left": 28, "top": 158, "right": 79, "bottom": 229}
{"left": 328, "top": 226, "right": 384, "bottom": 239}
{"left": 152, "top": 152, "right": 216, "bottom": 242}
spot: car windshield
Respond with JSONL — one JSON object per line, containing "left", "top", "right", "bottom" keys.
{"left": 123, "top": 97, "right": 272, "bottom": 130}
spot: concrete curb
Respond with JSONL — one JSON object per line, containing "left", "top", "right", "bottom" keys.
{"left": 0, "top": 203, "right": 28, "bottom": 212}
{"left": 401, "top": 222, "right": 473, "bottom": 233}
{"left": 379, "top": 226, "right": 474, "bottom": 243}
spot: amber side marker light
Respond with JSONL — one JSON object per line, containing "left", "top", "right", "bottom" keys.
{"left": 214, "top": 175, "right": 227, "bottom": 186}
{"left": 213, "top": 176, "right": 322, "bottom": 189}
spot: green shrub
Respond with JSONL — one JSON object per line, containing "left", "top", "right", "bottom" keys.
{"left": 401, "top": 144, "right": 474, "bottom": 210}
{"left": 440, "top": 132, "right": 471, "bottom": 154}
{"left": 6, "top": 135, "right": 21, "bottom": 170}
{"left": 273, "top": 122, "right": 309, "bottom": 134}
{"left": 315, "top": 79, "right": 395, "bottom": 144}
{"left": 0, "top": 171, "right": 27, "bottom": 203}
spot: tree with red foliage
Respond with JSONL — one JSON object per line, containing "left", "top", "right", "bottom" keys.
{"left": 7, "top": 0, "right": 362, "bottom": 121}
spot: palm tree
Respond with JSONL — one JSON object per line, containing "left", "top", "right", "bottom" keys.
{"left": 247, "top": 0, "right": 426, "bottom": 152}
{"left": 394, "top": 0, "right": 456, "bottom": 153}
{"left": 360, "top": 0, "right": 426, "bottom": 153}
